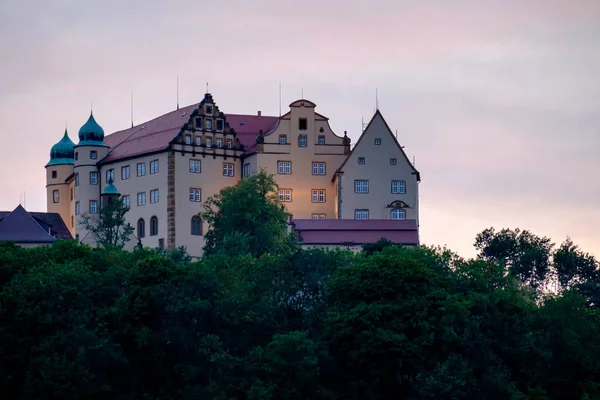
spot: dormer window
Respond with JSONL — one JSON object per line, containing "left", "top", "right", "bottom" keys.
{"left": 317, "top": 135, "right": 325, "bottom": 145}
{"left": 299, "top": 118, "right": 307, "bottom": 131}
{"left": 374, "top": 138, "right": 382, "bottom": 145}
{"left": 205, "top": 105, "right": 213, "bottom": 115}
{"left": 216, "top": 119, "right": 224, "bottom": 132}
{"left": 279, "top": 135, "right": 287, "bottom": 144}
{"left": 205, "top": 119, "right": 212, "bottom": 130}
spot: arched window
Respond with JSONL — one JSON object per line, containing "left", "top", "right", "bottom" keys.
{"left": 391, "top": 209, "right": 406, "bottom": 220}
{"left": 191, "top": 216, "right": 202, "bottom": 236}
{"left": 137, "top": 218, "right": 145, "bottom": 238}
{"left": 150, "top": 216, "right": 158, "bottom": 236}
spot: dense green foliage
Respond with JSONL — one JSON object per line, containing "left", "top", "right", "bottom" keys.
{"left": 79, "top": 198, "right": 135, "bottom": 249}
{"left": 1, "top": 176, "right": 599, "bottom": 399}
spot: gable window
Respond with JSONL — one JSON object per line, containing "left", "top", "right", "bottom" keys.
{"left": 279, "top": 135, "right": 287, "bottom": 144}
{"left": 195, "top": 136, "right": 202, "bottom": 146}
{"left": 390, "top": 158, "right": 397, "bottom": 165}
{"left": 51, "top": 170, "right": 57, "bottom": 179}
{"left": 137, "top": 192, "right": 146, "bottom": 206}
{"left": 298, "top": 135, "right": 307, "bottom": 147}
{"left": 205, "top": 138, "right": 212, "bottom": 147}
{"left": 121, "top": 165, "right": 130, "bottom": 180}
{"left": 150, "top": 189, "right": 159, "bottom": 203}
{"left": 189, "top": 188, "right": 202, "bottom": 202}
{"left": 358, "top": 157, "right": 365, "bottom": 165}
{"left": 279, "top": 189, "right": 292, "bottom": 202}
{"left": 191, "top": 216, "right": 202, "bottom": 235}
{"left": 312, "top": 214, "right": 326, "bottom": 219}
{"left": 298, "top": 118, "right": 307, "bottom": 131}
{"left": 374, "top": 138, "right": 381, "bottom": 145}
{"left": 75, "top": 201, "right": 80, "bottom": 215}
{"left": 185, "top": 135, "right": 192, "bottom": 145}
{"left": 216, "top": 119, "right": 224, "bottom": 132}
{"left": 355, "top": 209, "right": 369, "bottom": 220}
{"left": 223, "top": 163, "right": 234, "bottom": 177}
{"left": 216, "top": 138, "right": 223, "bottom": 148}
{"left": 189, "top": 159, "right": 201, "bottom": 173}
{"left": 243, "top": 163, "right": 250, "bottom": 177}
{"left": 277, "top": 161, "right": 292, "bottom": 174}
{"left": 90, "top": 172, "right": 98, "bottom": 185}
{"left": 89, "top": 200, "right": 98, "bottom": 214}
{"left": 90, "top": 150, "right": 97, "bottom": 159}
{"left": 137, "top": 162, "right": 146, "bottom": 176}
{"left": 312, "top": 162, "right": 325, "bottom": 175}
{"left": 52, "top": 190, "right": 59, "bottom": 203}
{"left": 391, "top": 180, "right": 406, "bottom": 194}
{"left": 311, "top": 189, "right": 326, "bottom": 203}
{"left": 137, "top": 218, "right": 145, "bottom": 238}
{"left": 205, "top": 105, "right": 213, "bottom": 115}
{"left": 354, "top": 180, "right": 369, "bottom": 194}
{"left": 122, "top": 195, "right": 130, "bottom": 209}
{"left": 392, "top": 209, "right": 406, "bottom": 220}
{"left": 205, "top": 119, "right": 212, "bottom": 130}
{"left": 317, "top": 135, "right": 325, "bottom": 145}
{"left": 106, "top": 169, "right": 115, "bottom": 182}
{"left": 75, "top": 173, "right": 79, "bottom": 186}
{"left": 195, "top": 117, "right": 202, "bottom": 130}
{"left": 150, "top": 216, "right": 158, "bottom": 236}
{"left": 150, "top": 160, "right": 159, "bottom": 174}
{"left": 226, "top": 139, "right": 232, "bottom": 148}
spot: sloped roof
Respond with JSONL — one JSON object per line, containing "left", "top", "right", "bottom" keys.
{"left": 99, "top": 102, "right": 279, "bottom": 164}
{"left": 336, "top": 110, "right": 421, "bottom": 181}
{"left": 292, "top": 218, "right": 419, "bottom": 245}
{"left": 0, "top": 210, "right": 73, "bottom": 240}
{"left": 0, "top": 205, "right": 58, "bottom": 243}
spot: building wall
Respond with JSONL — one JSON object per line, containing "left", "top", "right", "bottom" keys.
{"left": 338, "top": 112, "right": 419, "bottom": 222}
{"left": 45, "top": 163, "right": 74, "bottom": 236}
{"left": 254, "top": 100, "right": 348, "bottom": 219}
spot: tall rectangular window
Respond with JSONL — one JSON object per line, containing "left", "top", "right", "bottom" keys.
{"left": 277, "top": 161, "right": 292, "bottom": 174}
{"left": 89, "top": 200, "right": 98, "bottom": 214}
{"left": 90, "top": 150, "right": 97, "bottom": 159}
{"left": 189, "top": 159, "right": 201, "bottom": 173}
{"left": 216, "top": 119, "right": 224, "bottom": 131}
{"left": 75, "top": 173, "right": 79, "bottom": 186}
{"left": 150, "top": 189, "right": 159, "bottom": 203}
{"left": 216, "top": 138, "right": 223, "bottom": 148}
{"left": 354, "top": 180, "right": 369, "bottom": 194}
{"left": 279, "top": 189, "right": 292, "bottom": 202}
{"left": 70, "top": 188, "right": 73, "bottom": 201}
{"left": 312, "top": 162, "right": 326, "bottom": 175}
{"left": 90, "top": 172, "right": 98, "bottom": 185}
{"left": 53, "top": 190, "right": 59, "bottom": 203}
{"left": 391, "top": 180, "right": 406, "bottom": 194}
{"left": 243, "top": 163, "right": 250, "bottom": 177}
{"left": 355, "top": 209, "right": 369, "bottom": 220}
{"left": 122, "top": 195, "right": 130, "bottom": 209}
{"left": 137, "top": 192, "right": 146, "bottom": 206}
{"left": 150, "top": 160, "right": 159, "bottom": 174}
{"left": 195, "top": 136, "right": 202, "bottom": 146}
{"left": 298, "top": 135, "right": 307, "bottom": 147}
{"left": 299, "top": 118, "right": 307, "bottom": 131}
{"left": 185, "top": 135, "right": 192, "bottom": 145}
{"left": 226, "top": 139, "right": 232, "bottom": 148}
{"left": 205, "top": 138, "right": 212, "bottom": 147}
{"left": 75, "top": 201, "right": 80, "bottom": 215}
{"left": 121, "top": 165, "right": 130, "bottom": 180}
{"left": 189, "top": 188, "right": 202, "bottom": 202}
{"left": 106, "top": 169, "right": 115, "bottom": 182}
{"left": 311, "top": 189, "right": 326, "bottom": 203}
{"left": 137, "top": 162, "right": 146, "bottom": 176}
{"left": 317, "top": 135, "right": 325, "bottom": 145}
{"left": 223, "top": 163, "right": 234, "bottom": 177}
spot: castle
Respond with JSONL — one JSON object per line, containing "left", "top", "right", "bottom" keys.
{"left": 46, "top": 93, "right": 421, "bottom": 257}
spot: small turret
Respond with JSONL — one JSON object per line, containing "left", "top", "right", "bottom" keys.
{"left": 47, "top": 129, "right": 75, "bottom": 166}
{"left": 78, "top": 112, "right": 105, "bottom": 146}
{"left": 101, "top": 177, "right": 121, "bottom": 205}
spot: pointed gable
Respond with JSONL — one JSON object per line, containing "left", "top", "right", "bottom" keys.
{"left": 336, "top": 110, "right": 420, "bottom": 181}
{"left": 0, "top": 205, "right": 57, "bottom": 243}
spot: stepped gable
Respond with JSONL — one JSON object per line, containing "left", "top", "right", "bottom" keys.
{"left": 0, "top": 205, "right": 58, "bottom": 243}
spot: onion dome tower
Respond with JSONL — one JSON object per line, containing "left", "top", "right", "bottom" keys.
{"left": 101, "top": 177, "right": 121, "bottom": 206}
{"left": 45, "top": 128, "right": 76, "bottom": 236}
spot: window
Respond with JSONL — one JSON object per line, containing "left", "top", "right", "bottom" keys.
{"left": 279, "top": 189, "right": 292, "bottom": 202}
{"left": 358, "top": 157, "right": 365, "bottom": 165}
{"left": 89, "top": 200, "right": 98, "bottom": 214}
{"left": 121, "top": 165, "right": 130, "bottom": 180}
{"left": 191, "top": 216, "right": 202, "bottom": 235}
{"left": 158, "top": 238, "right": 164, "bottom": 248}
{"left": 223, "top": 163, "right": 234, "bottom": 177}
{"left": 150, "top": 216, "right": 158, "bottom": 236}
{"left": 392, "top": 209, "right": 406, "bottom": 220}
{"left": 185, "top": 135, "right": 192, "bottom": 145}
{"left": 277, "top": 161, "right": 292, "bottom": 174}
{"left": 137, "top": 192, "right": 146, "bottom": 206}
{"left": 205, "top": 105, "right": 213, "bottom": 115}
{"left": 71, "top": 216, "right": 74, "bottom": 228}
{"left": 195, "top": 136, "right": 201, "bottom": 146}
{"left": 90, "top": 172, "right": 98, "bottom": 185}
{"left": 317, "top": 135, "right": 325, "bottom": 145}
{"left": 299, "top": 135, "right": 307, "bottom": 147}
{"left": 226, "top": 139, "right": 232, "bottom": 148}
{"left": 75, "top": 201, "right": 80, "bottom": 215}
{"left": 75, "top": 152, "right": 78, "bottom": 161}
{"left": 311, "top": 189, "right": 326, "bottom": 203}
{"left": 137, "top": 162, "right": 146, "bottom": 176}
{"left": 299, "top": 118, "right": 307, "bottom": 131}
{"left": 189, "top": 188, "right": 201, "bottom": 202}
{"left": 243, "top": 163, "right": 250, "bottom": 177}
{"left": 150, "top": 160, "right": 159, "bottom": 174}
{"left": 70, "top": 188, "right": 73, "bottom": 201}
{"left": 53, "top": 190, "right": 59, "bottom": 203}
{"left": 374, "top": 138, "right": 381, "bottom": 145}
{"left": 90, "top": 150, "right": 97, "bottom": 159}
{"left": 75, "top": 173, "right": 79, "bottom": 186}
{"left": 279, "top": 135, "right": 287, "bottom": 144}
{"left": 391, "top": 180, "right": 406, "bottom": 194}
{"left": 195, "top": 117, "right": 202, "bottom": 130}
{"left": 51, "top": 170, "right": 57, "bottom": 179}
{"left": 355, "top": 209, "right": 369, "bottom": 220}
{"left": 312, "top": 162, "right": 326, "bottom": 175}
{"left": 205, "top": 138, "right": 212, "bottom": 147}
{"left": 216, "top": 119, "right": 224, "bottom": 131}
{"left": 122, "top": 195, "right": 130, "bottom": 209}
{"left": 390, "top": 158, "right": 397, "bottom": 165}
{"left": 312, "top": 214, "right": 326, "bottom": 219}
{"left": 106, "top": 169, "right": 115, "bottom": 182}
{"left": 355, "top": 180, "right": 369, "bottom": 194}
{"left": 216, "top": 138, "right": 223, "bottom": 148}
{"left": 189, "top": 159, "right": 201, "bottom": 173}
{"left": 150, "top": 189, "right": 159, "bottom": 203}
{"left": 205, "top": 119, "right": 212, "bottom": 130}
{"left": 137, "top": 219, "right": 145, "bottom": 238}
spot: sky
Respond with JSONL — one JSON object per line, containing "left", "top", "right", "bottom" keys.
{"left": 1, "top": 0, "right": 599, "bottom": 258}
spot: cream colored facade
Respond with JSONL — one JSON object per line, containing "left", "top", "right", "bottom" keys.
{"left": 45, "top": 95, "right": 420, "bottom": 258}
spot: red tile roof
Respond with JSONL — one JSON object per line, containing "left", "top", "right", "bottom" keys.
{"left": 291, "top": 219, "right": 419, "bottom": 245}
{"left": 100, "top": 103, "right": 279, "bottom": 164}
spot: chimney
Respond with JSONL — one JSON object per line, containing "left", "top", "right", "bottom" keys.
{"left": 257, "top": 111, "right": 262, "bottom": 117}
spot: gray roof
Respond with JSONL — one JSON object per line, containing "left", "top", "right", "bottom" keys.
{"left": 0, "top": 205, "right": 66, "bottom": 243}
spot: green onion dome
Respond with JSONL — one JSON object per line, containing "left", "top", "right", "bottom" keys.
{"left": 47, "top": 129, "right": 75, "bottom": 166}
{"left": 101, "top": 177, "right": 120, "bottom": 196}
{"left": 78, "top": 112, "right": 105, "bottom": 145}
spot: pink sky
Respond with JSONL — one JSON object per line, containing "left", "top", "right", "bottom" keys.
{"left": 1, "top": 0, "right": 598, "bottom": 258}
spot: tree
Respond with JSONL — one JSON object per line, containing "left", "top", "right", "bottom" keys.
{"left": 199, "top": 169, "right": 298, "bottom": 257}
{"left": 80, "top": 198, "right": 134, "bottom": 249}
